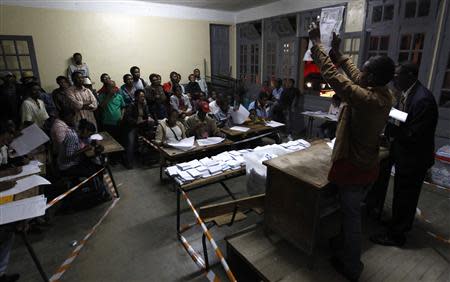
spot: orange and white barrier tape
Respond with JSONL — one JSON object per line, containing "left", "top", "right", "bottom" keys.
{"left": 427, "top": 231, "right": 450, "bottom": 244}
{"left": 49, "top": 198, "right": 119, "bottom": 282}
{"left": 46, "top": 168, "right": 105, "bottom": 209}
{"left": 180, "top": 189, "right": 237, "bottom": 282}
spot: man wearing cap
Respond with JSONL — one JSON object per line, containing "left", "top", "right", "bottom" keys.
{"left": 185, "top": 101, "right": 224, "bottom": 139}
{"left": 0, "top": 72, "right": 21, "bottom": 124}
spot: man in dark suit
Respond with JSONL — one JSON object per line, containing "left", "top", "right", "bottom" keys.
{"left": 371, "top": 62, "right": 438, "bottom": 246}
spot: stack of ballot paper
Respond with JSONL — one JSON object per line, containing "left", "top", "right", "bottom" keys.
{"left": 197, "top": 137, "right": 225, "bottom": 147}
{"left": 0, "top": 195, "right": 47, "bottom": 225}
{"left": 229, "top": 126, "right": 250, "bottom": 132}
{"left": 167, "top": 136, "right": 195, "bottom": 151}
{"left": 0, "top": 160, "right": 42, "bottom": 182}
{"left": 0, "top": 175, "right": 50, "bottom": 198}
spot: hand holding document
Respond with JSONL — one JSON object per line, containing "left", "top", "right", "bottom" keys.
{"left": 9, "top": 124, "right": 49, "bottom": 157}
{"left": 389, "top": 108, "right": 408, "bottom": 123}
{"left": 167, "top": 136, "right": 195, "bottom": 151}
{"left": 231, "top": 105, "right": 250, "bottom": 125}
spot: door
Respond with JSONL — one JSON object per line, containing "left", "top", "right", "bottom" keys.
{"left": 210, "top": 24, "right": 230, "bottom": 77}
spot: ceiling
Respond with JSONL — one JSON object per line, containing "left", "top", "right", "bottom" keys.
{"left": 138, "top": 0, "right": 281, "bottom": 11}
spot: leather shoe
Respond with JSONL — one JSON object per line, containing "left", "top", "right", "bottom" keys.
{"left": 330, "top": 256, "right": 363, "bottom": 282}
{"left": 370, "top": 233, "right": 405, "bottom": 247}
{"left": 0, "top": 273, "right": 20, "bottom": 282}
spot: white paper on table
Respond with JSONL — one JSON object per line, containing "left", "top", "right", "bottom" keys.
{"left": 196, "top": 165, "right": 208, "bottom": 172}
{"left": 0, "top": 175, "right": 50, "bottom": 197}
{"left": 176, "top": 162, "right": 191, "bottom": 171}
{"left": 197, "top": 137, "right": 225, "bottom": 147}
{"left": 186, "top": 168, "right": 202, "bottom": 178}
{"left": 186, "top": 159, "right": 201, "bottom": 168}
{"left": 303, "top": 6, "right": 345, "bottom": 61}
{"left": 208, "top": 164, "right": 223, "bottom": 174}
{"left": 166, "top": 166, "right": 180, "bottom": 176}
{"left": 9, "top": 124, "right": 50, "bottom": 157}
{"left": 167, "top": 136, "right": 195, "bottom": 151}
{"left": 389, "top": 108, "right": 408, "bottom": 123}
{"left": 327, "top": 138, "right": 336, "bottom": 149}
{"left": 212, "top": 152, "right": 233, "bottom": 162}
{"left": 228, "top": 151, "right": 241, "bottom": 156}
{"left": 230, "top": 105, "right": 250, "bottom": 125}
{"left": 233, "top": 156, "right": 246, "bottom": 165}
{"left": 178, "top": 171, "right": 194, "bottom": 181}
{"left": 0, "top": 162, "right": 41, "bottom": 182}
{"left": 298, "top": 139, "right": 311, "bottom": 148}
{"left": 90, "top": 133, "right": 104, "bottom": 141}
{"left": 230, "top": 126, "right": 250, "bottom": 132}
{"left": 199, "top": 157, "right": 217, "bottom": 167}
{"left": 265, "top": 121, "right": 285, "bottom": 128}
{"left": 0, "top": 195, "right": 47, "bottom": 225}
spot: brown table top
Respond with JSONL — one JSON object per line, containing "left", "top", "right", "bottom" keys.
{"left": 86, "top": 131, "right": 124, "bottom": 157}
{"left": 156, "top": 139, "right": 234, "bottom": 159}
{"left": 221, "top": 122, "right": 281, "bottom": 138}
{"left": 263, "top": 141, "right": 332, "bottom": 189}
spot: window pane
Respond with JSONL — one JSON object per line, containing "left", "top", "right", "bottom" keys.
{"left": 0, "top": 58, "right": 5, "bottom": 70}
{"left": 400, "top": 34, "right": 412, "bottom": 50}
{"left": 413, "top": 33, "right": 425, "bottom": 49}
{"left": 405, "top": 1, "right": 417, "bottom": 18}
{"left": 412, "top": 52, "right": 422, "bottom": 66}
{"left": 352, "top": 54, "right": 359, "bottom": 66}
{"left": 344, "top": 39, "right": 352, "bottom": 52}
{"left": 19, "top": 56, "right": 32, "bottom": 69}
{"left": 418, "top": 0, "right": 430, "bottom": 17}
{"left": 2, "top": 40, "right": 16, "bottom": 54}
{"left": 369, "top": 37, "right": 379, "bottom": 50}
{"left": 439, "top": 90, "right": 450, "bottom": 107}
{"left": 352, "top": 38, "right": 360, "bottom": 51}
{"left": 5, "top": 56, "right": 19, "bottom": 69}
{"left": 384, "top": 5, "right": 394, "bottom": 21}
{"left": 372, "top": 6, "right": 383, "bottom": 23}
{"left": 380, "top": 36, "right": 390, "bottom": 50}
{"left": 15, "top": 41, "right": 29, "bottom": 55}
{"left": 398, "top": 52, "right": 410, "bottom": 63}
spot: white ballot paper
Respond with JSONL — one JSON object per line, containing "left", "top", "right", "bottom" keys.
{"left": 230, "top": 126, "right": 250, "bottom": 132}
{"left": 230, "top": 105, "right": 250, "bottom": 125}
{"left": 10, "top": 124, "right": 50, "bottom": 157}
{"left": 0, "top": 175, "right": 50, "bottom": 197}
{"left": 0, "top": 195, "right": 47, "bottom": 225}
{"left": 0, "top": 160, "right": 42, "bottom": 182}
{"left": 166, "top": 166, "right": 180, "bottom": 176}
{"left": 265, "top": 121, "right": 285, "bottom": 128}
{"left": 197, "top": 137, "right": 225, "bottom": 147}
{"left": 304, "top": 6, "right": 345, "bottom": 61}
{"left": 90, "top": 133, "right": 104, "bottom": 141}
{"left": 167, "top": 136, "right": 195, "bottom": 151}
{"left": 389, "top": 108, "right": 408, "bottom": 123}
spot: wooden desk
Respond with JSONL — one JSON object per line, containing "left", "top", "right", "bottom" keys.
{"left": 263, "top": 141, "right": 337, "bottom": 260}
{"left": 221, "top": 122, "right": 283, "bottom": 141}
{"left": 142, "top": 137, "right": 234, "bottom": 181}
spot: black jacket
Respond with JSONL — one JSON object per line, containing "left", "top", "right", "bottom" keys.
{"left": 389, "top": 81, "right": 438, "bottom": 171}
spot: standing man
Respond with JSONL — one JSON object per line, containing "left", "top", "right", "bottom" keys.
{"left": 98, "top": 80, "right": 125, "bottom": 141}
{"left": 67, "top": 52, "right": 90, "bottom": 85}
{"left": 52, "top": 76, "right": 71, "bottom": 114}
{"left": 130, "top": 66, "right": 148, "bottom": 90}
{"left": 371, "top": 63, "right": 438, "bottom": 246}
{"left": 309, "top": 25, "right": 395, "bottom": 281}
{"left": 66, "top": 71, "right": 98, "bottom": 128}
{"left": 271, "top": 78, "right": 283, "bottom": 101}
{"left": 20, "top": 82, "right": 49, "bottom": 128}
{"left": 193, "top": 68, "right": 208, "bottom": 96}
{"left": 120, "top": 74, "right": 136, "bottom": 107}
{"left": 280, "top": 78, "right": 299, "bottom": 140}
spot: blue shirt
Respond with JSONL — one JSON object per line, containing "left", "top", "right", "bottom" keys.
{"left": 272, "top": 87, "right": 283, "bottom": 101}
{"left": 248, "top": 101, "right": 272, "bottom": 119}
{"left": 120, "top": 84, "right": 136, "bottom": 106}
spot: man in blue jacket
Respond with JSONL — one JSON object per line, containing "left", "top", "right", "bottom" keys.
{"left": 371, "top": 62, "right": 438, "bottom": 246}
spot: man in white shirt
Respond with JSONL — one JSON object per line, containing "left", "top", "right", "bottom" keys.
{"left": 130, "top": 66, "right": 148, "bottom": 90}
{"left": 20, "top": 82, "right": 49, "bottom": 128}
{"left": 194, "top": 68, "right": 208, "bottom": 96}
{"left": 67, "top": 52, "right": 90, "bottom": 85}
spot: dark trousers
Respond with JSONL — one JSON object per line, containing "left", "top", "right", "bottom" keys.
{"left": 390, "top": 166, "right": 427, "bottom": 237}
{"left": 334, "top": 183, "right": 371, "bottom": 278}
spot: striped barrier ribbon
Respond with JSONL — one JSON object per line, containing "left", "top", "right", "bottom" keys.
{"left": 46, "top": 168, "right": 105, "bottom": 209}
{"left": 49, "top": 197, "right": 119, "bottom": 282}
{"left": 416, "top": 208, "right": 450, "bottom": 245}
{"left": 180, "top": 234, "right": 220, "bottom": 282}
{"left": 180, "top": 189, "right": 237, "bottom": 282}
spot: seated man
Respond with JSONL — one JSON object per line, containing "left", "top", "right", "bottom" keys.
{"left": 212, "top": 93, "right": 233, "bottom": 128}
{"left": 170, "top": 85, "right": 192, "bottom": 119}
{"left": 52, "top": 109, "right": 110, "bottom": 200}
{"left": 20, "top": 82, "right": 49, "bottom": 128}
{"left": 154, "top": 109, "right": 187, "bottom": 146}
{"left": 186, "top": 101, "right": 224, "bottom": 139}
{"left": 248, "top": 91, "right": 273, "bottom": 121}
{"left": 0, "top": 120, "right": 21, "bottom": 282}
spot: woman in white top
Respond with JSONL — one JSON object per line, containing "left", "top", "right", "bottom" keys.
{"left": 155, "top": 109, "right": 186, "bottom": 146}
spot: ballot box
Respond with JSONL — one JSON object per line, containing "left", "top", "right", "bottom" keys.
{"left": 263, "top": 141, "right": 338, "bottom": 257}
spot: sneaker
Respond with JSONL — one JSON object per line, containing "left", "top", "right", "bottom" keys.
{"left": 0, "top": 273, "right": 20, "bottom": 282}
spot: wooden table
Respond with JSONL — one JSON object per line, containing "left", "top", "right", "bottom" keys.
{"left": 221, "top": 122, "right": 284, "bottom": 143}
{"left": 142, "top": 137, "right": 234, "bottom": 181}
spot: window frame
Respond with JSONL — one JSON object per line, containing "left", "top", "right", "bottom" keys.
{"left": 0, "top": 35, "right": 40, "bottom": 83}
